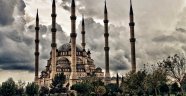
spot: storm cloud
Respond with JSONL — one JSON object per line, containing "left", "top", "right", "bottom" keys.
{"left": 1, "top": 0, "right": 186, "bottom": 78}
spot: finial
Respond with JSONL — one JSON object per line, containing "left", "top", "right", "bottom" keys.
{"left": 130, "top": 0, "right": 133, "bottom": 15}
{"left": 104, "top": 0, "right": 107, "bottom": 14}
{"left": 71, "top": 0, "right": 75, "bottom": 7}
{"left": 36, "top": 9, "right": 39, "bottom": 21}
{"left": 52, "top": 0, "right": 56, "bottom": 7}
{"left": 87, "top": 49, "right": 91, "bottom": 54}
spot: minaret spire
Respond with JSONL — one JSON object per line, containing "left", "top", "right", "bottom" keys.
{"left": 81, "top": 14, "right": 86, "bottom": 51}
{"left": 104, "top": 0, "right": 107, "bottom": 14}
{"left": 130, "top": 0, "right": 133, "bottom": 15}
{"left": 129, "top": 0, "right": 136, "bottom": 73}
{"left": 69, "top": 0, "right": 78, "bottom": 85}
{"left": 104, "top": 0, "right": 111, "bottom": 84}
{"left": 35, "top": 9, "right": 40, "bottom": 84}
{"left": 51, "top": 0, "right": 57, "bottom": 79}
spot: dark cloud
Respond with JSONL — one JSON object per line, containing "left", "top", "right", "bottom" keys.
{"left": 176, "top": 28, "right": 186, "bottom": 33}
{"left": 0, "top": 0, "right": 16, "bottom": 26}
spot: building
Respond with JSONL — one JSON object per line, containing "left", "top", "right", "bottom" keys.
{"left": 35, "top": 0, "right": 105, "bottom": 87}
{"left": 34, "top": 0, "right": 136, "bottom": 87}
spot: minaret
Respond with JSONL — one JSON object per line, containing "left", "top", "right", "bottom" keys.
{"left": 81, "top": 15, "right": 86, "bottom": 51}
{"left": 129, "top": 0, "right": 136, "bottom": 73}
{"left": 35, "top": 9, "right": 39, "bottom": 84}
{"left": 51, "top": 0, "right": 57, "bottom": 79}
{"left": 116, "top": 73, "right": 119, "bottom": 87}
{"left": 104, "top": 0, "right": 111, "bottom": 84}
{"left": 69, "top": 0, "right": 78, "bottom": 85}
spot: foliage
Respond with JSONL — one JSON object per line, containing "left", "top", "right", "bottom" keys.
{"left": 159, "top": 83, "right": 169, "bottom": 95}
{"left": 121, "top": 70, "right": 147, "bottom": 95}
{"left": 15, "top": 80, "right": 25, "bottom": 96}
{"left": 145, "top": 68, "right": 167, "bottom": 96}
{"left": 171, "top": 82, "right": 181, "bottom": 95}
{"left": 0, "top": 78, "right": 17, "bottom": 96}
{"left": 71, "top": 82, "right": 93, "bottom": 96}
{"left": 91, "top": 79, "right": 104, "bottom": 87}
{"left": 39, "top": 86, "right": 49, "bottom": 96}
{"left": 159, "top": 54, "right": 186, "bottom": 94}
{"left": 50, "top": 72, "right": 66, "bottom": 94}
{"left": 95, "top": 86, "right": 106, "bottom": 96}
{"left": 105, "top": 83, "right": 121, "bottom": 96}
{"left": 25, "top": 82, "right": 39, "bottom": 96}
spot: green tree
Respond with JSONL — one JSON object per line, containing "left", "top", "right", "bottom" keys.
{"left": 25, "top": 82, "right": 39, "bottom": 96}
{"left": 121, "top": 70, "right": 147, "bottom": 95}
{"left": 95, "top": 86, "right": 106, "bottom": 96}
{"left": 39, "top": 86, "right": 49, "bottom": 96}
{"left": 50, "top": 72, "right": 66, "bottom": 94}
{"left": 71, "top": 82, "right": 93, "bottom": 96}
{"left": 171, "top": 82, "right": 181, "bottom": 95}
{"left": 159, "top": 54, "right": 186, "bottom": 94}
{"left": 15, "top": 80, "right": 25, "bottom": 96}
{"left": 159, "top": 83, "right": 169, "bottom": 96}
{"left": 0, "top": 84, "right": 2, "bottom": 95}
{"left": 145, "top": 68, "right": 167, "bottom": 96}
{"left": 105, "top": 83, "right": 121, "bottom": 96}
{"left": 0, "top": 78, "right": 17, "bottom": 96}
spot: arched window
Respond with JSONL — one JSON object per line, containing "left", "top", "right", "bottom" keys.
{"left": 77, "top": 58, "right": 83, "bottom": 64}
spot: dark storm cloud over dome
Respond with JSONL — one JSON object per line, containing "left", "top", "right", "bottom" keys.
{"left": 1, "top": 0, "right": 186, "bottom": 73}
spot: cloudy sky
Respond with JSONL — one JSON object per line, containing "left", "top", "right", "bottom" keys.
{"left": 0, "top": 0, "right": 186, "bottom": 83}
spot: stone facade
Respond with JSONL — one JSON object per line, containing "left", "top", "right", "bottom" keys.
{"left": 38, "top": 43, "right": 104, "bottom": 87}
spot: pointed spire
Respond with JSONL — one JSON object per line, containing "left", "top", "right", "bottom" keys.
{"left": 52, "top": 0, "right": 56, "bottom": 7}
{"left": 82, "top": 14, "right": 85, "bottom": 26}
{"left": 36, "top": 9, "right": 39, "bottom": 21}
{"left": 104, "top": 0, "right": 107, "bottom": 14}
{"left": 71, "top": 0, "right": 75, "bottom": 7}
{"left": 130, "top": 0, "right": 133, "bottom": 15}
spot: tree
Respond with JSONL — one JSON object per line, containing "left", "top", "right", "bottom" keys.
{"left": 171, "top": 82, "right": 181, "bottom": 95}
{"left": 15, "top": 80, "right": 25, "bottom": 96}
{"left": 95, "top": 86, "right": 106, "bottom": 96}
{"left": 39, "top": 86, "right": 49, "bottom": 96}
{"left": 91, "top": 79, "right": 104, "bottom": 88}
{"left": 0, "top": 78, "right": 17, "bottom": 96}
{"left": 145, "top": 68, "right": 167, "bottom": 96}
{"left": 121, "top": 70, "right": 147, "bottom": 95}
{"left": 25, "top": 82, "right": 39, "bottom": 96}
{"left": 159, "top": 54, "right": 186, "bottom": 94}
{"left": 159, "top": 83, "right": 169, "bottom": 96}
{"left": 0, "top": 84, "right": 2, "bottom": 95}
{"left": 50, "top": 72, "right": 66, "bottom": 94}
{"left": 71, "top": 82, "right": 93, "bottom": 96}
{"left": 105, "top": 83, "right": 121, "bottom": 96}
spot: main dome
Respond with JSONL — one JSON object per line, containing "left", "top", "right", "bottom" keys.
{"left": 58, "top": 43, "right": 83, "bottom": 52}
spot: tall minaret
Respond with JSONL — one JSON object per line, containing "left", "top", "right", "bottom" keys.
{"left": 69, "top": 0, "right": 77, "bottom": 85}
{"left": 129, "top": 0, "right": 136, "bottom": 73}
{"left": 104, "top": 0, "right": 111, "bottom": 84}
{"left": 81, "top": 15, "right": 86, "bottom": 51}
{"left": 51, "top": 0, "right": 57, "bottom": 79}
{"left": 35, "top": 9, "right": 39, "bottom": 84}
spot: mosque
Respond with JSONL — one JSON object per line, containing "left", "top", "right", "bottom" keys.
{"left": 34, "top": 0, "right": 136, "bottom": 87}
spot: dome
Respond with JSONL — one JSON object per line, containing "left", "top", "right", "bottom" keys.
{"left": 58, "top": 43, "right": 83, "bottom": 52}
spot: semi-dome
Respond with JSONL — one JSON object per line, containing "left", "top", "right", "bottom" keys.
{"left": 58, "top": 43, "right": 83, "bottom": 52}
